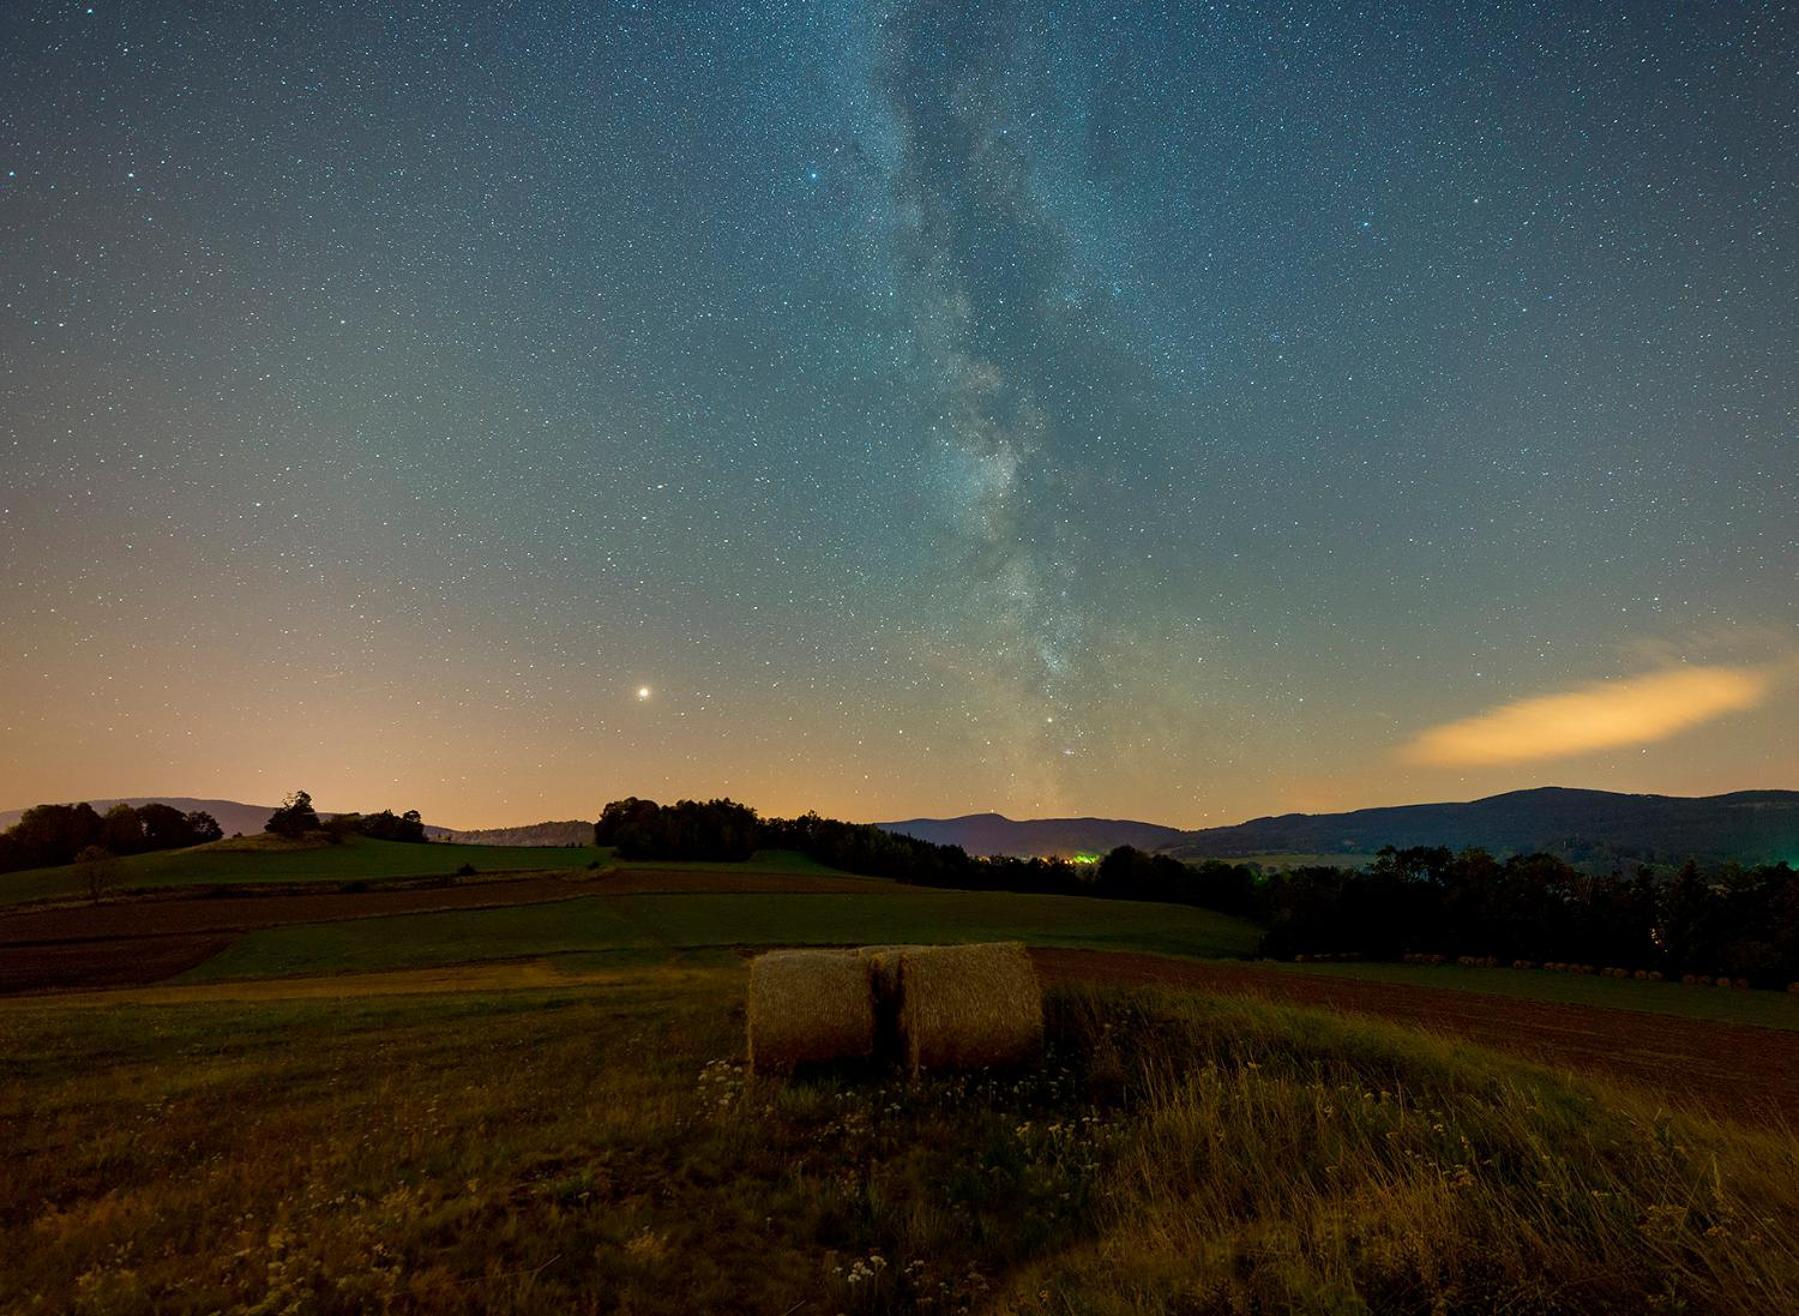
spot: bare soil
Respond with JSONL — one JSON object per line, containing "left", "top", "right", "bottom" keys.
{"left": 0, "top": 869, "right": 905, "bottom": 994}
{"left": 0, "top": 936, "right": 235, "bottom": 995}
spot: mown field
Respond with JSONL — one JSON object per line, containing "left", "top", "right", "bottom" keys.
{"left": 180, "top": 889, "right": 1265, "bottom": 982}
{"left": 4, "top": 966, "right": 1797, "bottom": 1314}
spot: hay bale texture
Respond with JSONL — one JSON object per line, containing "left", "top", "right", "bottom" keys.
{"left": 747, "top": 950, "right": 876, "bottom": 1073}
{"left": 855, "top": 943, "right": 916, "bottom": 1001}
{"left": 896, "top": 942, "right": 1043, "bottom": 1072}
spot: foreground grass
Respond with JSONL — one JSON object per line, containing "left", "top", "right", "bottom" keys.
{"left": 1284, "top": 959, "right": 1799, "bottom": 1032}
{"left": 181, "top": 890, "right": 1263, "bottom": 981}
{"left": 3, "top": 969, "right": 1795, "bottom": 1313}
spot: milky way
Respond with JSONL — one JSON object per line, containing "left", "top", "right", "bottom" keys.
{"left": 1, "top": 2, "right": 1793, "bottom": 826}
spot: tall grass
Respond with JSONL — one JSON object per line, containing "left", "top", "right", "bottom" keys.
{"left": 2, "top": 969, "right": 1795, "bottom": 1313}
{"left": 1002, "top": 990, "right": 1799, "bottom": 1313}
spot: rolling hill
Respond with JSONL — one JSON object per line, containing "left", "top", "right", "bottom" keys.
{"left": 877, "top": 812, "right": 1185, "bottom": 857}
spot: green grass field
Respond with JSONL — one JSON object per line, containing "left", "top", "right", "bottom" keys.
{"left": 4, "top": 967, "right": 1796, "bottom": 1313}
{"left": 1284, "top": 958, "right": 1799, "bottom": 1031}
{"left": 0, "top": 836, "right": 850, "bottom": 907}
{"left": 182, "top": 889, "right": 1264, "bottom": 982}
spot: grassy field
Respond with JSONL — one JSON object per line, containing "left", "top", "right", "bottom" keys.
{"left": 1284, "top": 959, "right": 1799, "bottom": 1032}
{"left": 182, "top": 890, "right": 1264, "bottom": 982}
{"left": 0, "top": 835, "right": 602, "bottom": 905}
{"left": 0, "top": 836, "right": 851, "bottom": 907}
{"left": 3, "top": 966, "right": 1796, "bottom": 1313}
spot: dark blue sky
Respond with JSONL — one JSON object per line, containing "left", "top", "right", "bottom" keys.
{"left": 2, "top": 1, "right": 1793, "bottom": 826}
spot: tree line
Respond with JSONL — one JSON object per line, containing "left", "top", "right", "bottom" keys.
{"left": 0, "top": 790, "right": 432, "bottom": 874}
{"left": 593, "top": 797, "right": 1258, "bottom": 916}
{"left": 265, "top": 790, "right": 429, "bottom": 843}
{"left": 0, "top": 801, "right": 223, "bottom": 873}
{"left": 1259, "top": 846, "right": 1799, "bottom": 988}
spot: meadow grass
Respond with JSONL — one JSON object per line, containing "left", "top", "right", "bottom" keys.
{"left": 2, "top": 969, "right": 1794, "bottom": 1313}
{"left": 180, "top": 890, "right": 1264, "bottom": 982}
{"left": 1283, "top": 959, "right": 1799, "bottom": 1032}
{"left": 0, "top": 836, "right": 844, "bottom": 907}
{"left": 0, "top": 835, "right": 606, "bottom": 905}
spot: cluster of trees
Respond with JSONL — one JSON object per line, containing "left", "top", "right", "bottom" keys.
{"left": 594, "top": 797, "right": 761, "bottom": 861}
{"left": 265, "top": 791, "right": 428, "bottom": 843}
{"left": 1262, "top": 846, "right": 1799, "bottom": 987}
{"left": 0, "top": 801, "right": 223, "bottom": 873}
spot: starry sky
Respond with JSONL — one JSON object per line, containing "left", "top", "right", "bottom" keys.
{"left": 2, "top": 1, "right": 1794, "bottom": 830}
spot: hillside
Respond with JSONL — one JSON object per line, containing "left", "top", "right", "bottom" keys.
{"left": 0, "top": 797, "right": 453, "bottom": 840}
{"left": 441, "top": 820, "right": 593, "bottom": 847}
{"left": 876, "top": 812, "right": 1184, "bottom": 857}
{"left": 1164, "top": 786, "right": 1799, "bottom": 865}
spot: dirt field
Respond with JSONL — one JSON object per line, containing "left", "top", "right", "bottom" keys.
{"left": 0, "top": 934, "right": 236, "bottom": 994}
{"left": 0, "top": 868, "right": 903, "bottom": 945}
{"left": 0, "top": 869, "right": 905, "bottom": 994}
{"left": 1032, "top": 948, "right": 1799, "bottom": 1125}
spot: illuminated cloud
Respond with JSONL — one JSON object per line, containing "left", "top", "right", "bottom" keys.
{"left": 1401, "top": 666, "right": 1773, "bottom": 767}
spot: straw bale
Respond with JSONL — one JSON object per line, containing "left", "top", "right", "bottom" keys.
{"left": 896, "top": 942, "right": 1043, "bottom": 1072}
{"left": 747, "top": 949, "right": 875, "bottom": 1072}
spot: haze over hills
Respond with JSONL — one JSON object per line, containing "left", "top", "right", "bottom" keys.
{"left": 0, "top": 798, "right": 454, "bottom": 841}
{"left": 881, "top": 789, "right": 1799, "bottom": 867}
{"left": 876, "top": 813, "right": 1186, "bottom": 858}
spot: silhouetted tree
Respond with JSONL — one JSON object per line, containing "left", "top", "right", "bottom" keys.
{"left": 101, "top": 802, "right": 145, "bottom": 855}
{"left": 3, "top": 803, "right": 104, "bottom": 870}
{"left": 356, "top": 808, "right": 428, "bottom": 843}
{"left": 184, "top": 810, "right": 224, "bottom": 845}
{"left": 594, "top": 797, "right": 759, "bottom": 861}
{"left": 265, "top": 790, "right": 322, "bottom": 838}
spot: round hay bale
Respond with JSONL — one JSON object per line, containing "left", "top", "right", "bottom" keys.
{"left": 897, "top": 942, "right": 1043, "bottom": 1072}
{"left": 747, "top": 949, "right": 876, "bottom": 1073}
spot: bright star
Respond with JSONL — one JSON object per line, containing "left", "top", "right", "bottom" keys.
{"left": 636, "top": 685, "right": 652, "bottom": 701}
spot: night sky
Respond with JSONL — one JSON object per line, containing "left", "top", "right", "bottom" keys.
{"left": 3, "top": 2, "right": 1794, "bottom": 829}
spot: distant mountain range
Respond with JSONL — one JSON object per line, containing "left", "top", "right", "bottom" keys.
{"left": 877, "top": 813, "right": 1185, "bottom": 858}
{"left": 0, "top": 797, "right": 454, "bottom": 841}
{"left": 1163, "top": 788, "right": 1799, "bottom": 865}
{"left": 881, "top": 789, "right": 1799, "bottom": 867}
